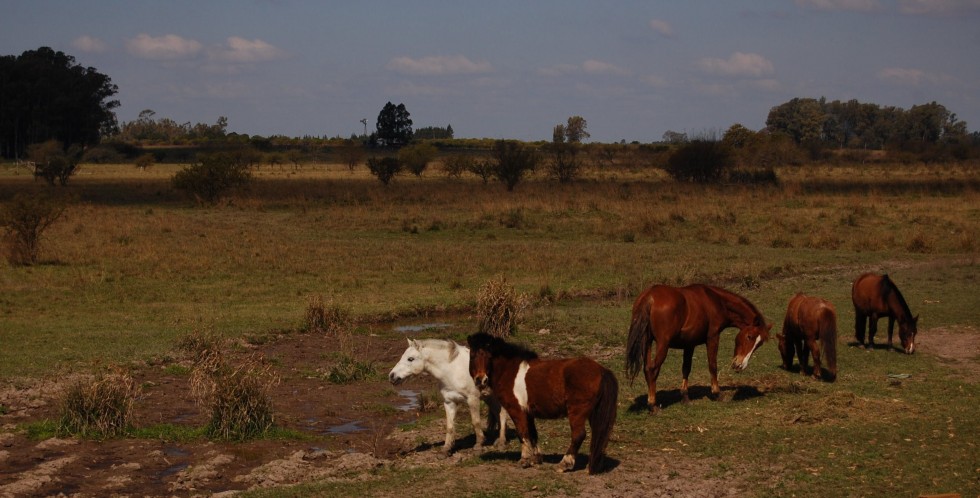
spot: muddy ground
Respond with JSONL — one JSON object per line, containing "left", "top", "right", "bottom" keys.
{"left": 1, "top": 325, "right": 976, "bottom": 497}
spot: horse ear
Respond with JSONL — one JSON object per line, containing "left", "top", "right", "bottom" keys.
{"left": 914, "top": 315, "right": 919, "bottom": 323}
{"left": 407, "top": 338, "right": 417, "bottom": 349}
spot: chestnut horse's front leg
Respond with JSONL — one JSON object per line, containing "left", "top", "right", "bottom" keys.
{"left": 706, "top": 334, "right": 721, "bottom": 399}
{"left": 805, "top": 336, "right": 821, "bottom": 380}
{"left": 680, "top": 347, "right": 695, "bottom": 403}
{"left": 887, "top": 316, "right": 896, "bottom": 350}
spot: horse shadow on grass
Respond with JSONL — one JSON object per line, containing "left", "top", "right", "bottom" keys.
{"left": 627, "top": 384, "right": 764, "bottom": 413}
{"left": 847, "top": 340, "right": 904, "bottom": 353}
{"left": 407, "top": 427, "right": 520, "bottom": 455}
{"left": 479, "top": 448, "right": 621, "bottom": 474}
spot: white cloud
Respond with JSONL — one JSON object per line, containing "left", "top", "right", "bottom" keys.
{"left": 649, "top": 18, "right": 674, "bottom": 37}
{"left": 126, "top": 34, "right": 202, "bottom": 60}
{"left": 697, "top": 52, "right": 774, "bottom": 78}
{"left": 72, "top": 35, "right": 107, "bottom": 53}
{"left": 795, "top": 0, "right": 881, "bottom": 11}
{"left": 209, "top": 37, "right": 285, "bottom": 63}
{"left": 386, "top": 55, "right": 492, "bottom": 75}
{"left": 898, "top": 0, "right": 980, "bottom": 15}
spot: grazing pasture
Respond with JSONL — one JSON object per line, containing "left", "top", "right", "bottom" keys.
{"left": 0, "top": 159, "right": 977, "bottom": 496}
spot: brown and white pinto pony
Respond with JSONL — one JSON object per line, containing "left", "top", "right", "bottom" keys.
{"left": 778, "top": 293, "right": 838, "bottom": 382}
{"left": 851, "top": 273, "right": 919, "bottom": 354}
{"left": 625, "top": 284, "right": 771, "bottom": 413}
{"left": 467, "top": 332, "right": 618, "bottom": 475}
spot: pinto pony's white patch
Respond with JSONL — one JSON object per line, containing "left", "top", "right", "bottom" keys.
{"left": 513, "top": 361, "right": 530, "bottom": 411}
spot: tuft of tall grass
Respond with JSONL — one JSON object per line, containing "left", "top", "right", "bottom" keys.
{"left": 476, "top": 275, "right": 530, "bottom": 337}
{"left": 190, "top": 345, "right": 279, "bottom": 441}
{"left": 58, "top": 367, "right": 140, "bottom": 438}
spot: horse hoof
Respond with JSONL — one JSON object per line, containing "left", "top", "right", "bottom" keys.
{"left": 520, "top": 458, "right": 533, "bottom": 468}
{"left": 648, "top": 405, "right": 661, "bottom": 415}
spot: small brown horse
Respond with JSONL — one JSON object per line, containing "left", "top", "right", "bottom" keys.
{"left": 625, "top": 284, "right": 771, "bottom": 412}
{"left": 778, "top": 293, "right": 838, "bottom": 382}
{"left": 467, "top": 332, "right": 618, "bottom": 475}
{"left": 852, "top": 273, "right": 919, "bottom": 353}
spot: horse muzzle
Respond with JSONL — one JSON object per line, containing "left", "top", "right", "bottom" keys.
{"left": 389, "top": 372, "right": 404, "bottom": 385}
{"left": 475, "top": 374, "right": 490, "bottom": 390}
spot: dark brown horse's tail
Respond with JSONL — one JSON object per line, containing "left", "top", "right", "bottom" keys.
{"left": 588, "top": 368, "right": 618, "bottom": 475}
{"left": 625, "top": 302, "right": 651, "bottom": 384}
{"left": 820, "top": 308, "right": 838, "bottom": 382}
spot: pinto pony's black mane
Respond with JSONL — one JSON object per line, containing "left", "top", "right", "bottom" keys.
{"left": 467, "top": 332, "right": 539, "bottom": 361}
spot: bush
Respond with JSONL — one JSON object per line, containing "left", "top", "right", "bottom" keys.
{"left": 28, "top": 140, "right": 83, "bottom": 186}
{"left": 191, "top": 347, "right": 278, "bottom": 441}
{"left": 171, "top": 152, "right": 252, "bottom": 204}
{"left": 477, "top": 276, "right": 530, "bottom": 337}
{"left": 367, "top": 156, "right": 401, "bottom": 186}
{"left": 0, "top": 192, "right": 67, "bottom": 265}
{"left": 58, "top": 368, "right": 140, "bottom": 438}
{"left": 492, "top": 140, "right": 540, "bottom": 191}
{"left": 134, "top": 153, "right": 156, "bottom": 171}
{"left": 398, "top": 143, "right": 438, "bottom": 177}
{"left": 442, "top": 154, "right": 474, "bottom": 179}
{"left": 666, "top": 139, "right": 734, "bottom": 183}
{"left": 304, "top": 294, "right": 354, "bottom": 337}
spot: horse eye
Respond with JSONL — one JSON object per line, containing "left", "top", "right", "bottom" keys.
{"left": 407, "top": 357, "right": 415, "bottom": 362}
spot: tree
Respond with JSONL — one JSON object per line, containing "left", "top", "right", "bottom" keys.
{"left": 766, "top": 98, "right": 827, "bottom": 146}
{"left": 564, "top": 116, "right": 589, "bottom": 143}
{"left": 338, "top": 139, "right": 364, "bottom": 172}
{"left": 547, "top": 123, "right": 582, "bottom": 183}
{"left": 491, "top": 140, "right": 539, "bottom": 191}
{"left": 375, "top": 102, "right": 413, "bottom": 147}
{"left": 0, "top": 47, "right": 119, "bottom": 159}
{"left": 398, "top": 143, "right": 438, "bottom": 177}
{"left": 666, "top": 138, "right": 734, "bottom": 183}
{"left": 367, "top": 156, "right": 401, "bottom": 186}
{"left": 662, "top": 130, "right": 688, "bottom": 144}
{"left": 28, "top": 140, "right": 83, "bottom": 186}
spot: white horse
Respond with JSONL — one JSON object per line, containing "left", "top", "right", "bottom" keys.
{"left": 389, "top": 338, "right": 507, "bottom": 454}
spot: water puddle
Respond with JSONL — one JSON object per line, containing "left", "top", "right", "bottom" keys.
{"left": 393, "top": 322, "right": 452, "bottom": 333}
{"left": 326, "top": 420, "right": 367, "bottom": 434}
{"left": 158, "top": 446, "right": 191, "bottom": 479}
{"left": 396, "top": 389, "right": 420, "bottom": 411}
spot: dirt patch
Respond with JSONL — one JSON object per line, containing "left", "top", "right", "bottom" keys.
{"left": 918, "top": 325, "right": 980, "bottom": 382}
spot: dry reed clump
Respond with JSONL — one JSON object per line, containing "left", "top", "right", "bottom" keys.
{"left": 477, "top": 276, "right": 530, "bottom": 338}
{"left": 304, "top": 294, "right": 354, "bottom": 336}
{"left": 58, "top": 367, "right": 140, "bottom": 438}
{"left": 190, "top": 345, "right": 279, "bottom": 441}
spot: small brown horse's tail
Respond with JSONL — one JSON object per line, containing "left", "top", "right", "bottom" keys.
{"left": 820, "top": 308, "right": 838, "bottom": 382}
{"left": 625, "top": 302, "right": 651, "bottom": 384}
{"left": 588, "top": 368, "right": 618, "bottom": 475}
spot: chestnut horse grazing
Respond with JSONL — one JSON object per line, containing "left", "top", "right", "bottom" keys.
{"left": 852, "top": 273, "right": 919, "bottom": 353}
{"left": 778, "top": 293, "right": 838, "bottom": 382}
{"left": 467, "top": 332, "right": 618, "bottom": 475}
{"left": 625, "top": 284, "right": 771, "bottom": 412}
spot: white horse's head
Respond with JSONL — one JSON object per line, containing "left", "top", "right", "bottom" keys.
{"left": 389, "top": 339, "right": 425, "bottom": 385}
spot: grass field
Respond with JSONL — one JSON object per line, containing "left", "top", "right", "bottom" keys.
{"left": 1, "top": 159, "right": 978, "bottom": 496}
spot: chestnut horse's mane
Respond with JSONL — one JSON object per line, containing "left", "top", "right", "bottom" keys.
{"left": 707, "top": 285, "right": 766, "bottom": 327}
{"left": 468, "top": 332, "right": 539, "bottom": 361}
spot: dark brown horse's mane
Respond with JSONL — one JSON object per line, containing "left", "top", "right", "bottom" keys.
{"left": 880, "top": 274, "right": 913, "bottom": 318}
{"left": 467, "top": 332, "right": 539, "bottom": 361}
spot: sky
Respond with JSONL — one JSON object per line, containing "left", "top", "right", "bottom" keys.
{"left": 2, "top": 0, "right": 979, "bottom": 143}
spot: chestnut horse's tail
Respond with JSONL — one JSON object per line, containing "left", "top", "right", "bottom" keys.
{"left": 819, "top": 308, "right": 838, "bottom": 382}
{"left": 625, "top": 302, "right": 651, "bottom": 384}
{"left": 588, "top": 368, "right": 618, "bottom": 475}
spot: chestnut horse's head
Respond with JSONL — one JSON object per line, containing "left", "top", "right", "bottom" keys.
{"left": 731, "top": 323, "right": 771, "bottom": 371}
{"left": 899, "top": 315, "right": 919, "bottom": 354}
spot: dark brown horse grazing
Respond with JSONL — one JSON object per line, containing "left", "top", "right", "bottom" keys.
{"left": 778, "top": 293, "right": 838, "bottom": 382}
{"left": 625, "top": 284, "right": 771, "bottom": 412}
{"left": 467, "top": 332, "right": 618, "bottom": 475}
{"left": 852, "top": 273, "right": 919, "bottom": 354}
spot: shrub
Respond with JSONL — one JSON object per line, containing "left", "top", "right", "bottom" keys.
{"left": 491, "top": 140, "right": 540, "bottom": 191}
{"left": 134, "top": 153, "right": 156, "bottom": 171}
{"left": 303, "top": 294, "right": 354, "bottom": 338}
{"left": 477, "top": 276, "right": 530, "bottom": 337}
{"left": 58, "top": 368, "right": 140, "bottom": 438}
{"left": 367, "top": 156, "right": 401, "bottom": 186}
{"left": 666, "top": 139, "right": 734, "bottom": 183}
{"left": 398, "top": 143, "right": 438, "bottom": 177}
{"left": 191, "top": 348, "right": 279, "bottom": 441}
{"left": 442, "top": 154, "right": 474, "bottom": 179}
{"left": 28, "top": 140, "right": 83, "bottom": 186}
{"left": 0, "top": 192, "right": 68, "bottom": 265}
{"left": 325, "top": 355, "right": 376, "bottom": 384}
{"left": 171, "top": 152, "right": 252, "bottom": 204}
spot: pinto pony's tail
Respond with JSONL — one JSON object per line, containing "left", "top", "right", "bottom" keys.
{"left": 820, "top": 308, "right": 838, "bottom": 382}
{"left": 588, "top": 368, "right": 619, "bottom": 475}
{"left": 625, "top": 302, "right": 651, "bottom": 385}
